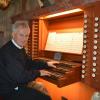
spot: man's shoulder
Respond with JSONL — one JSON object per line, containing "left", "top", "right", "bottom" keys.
{"left": 0, "top": 40, "right": 12, "bottom": 53}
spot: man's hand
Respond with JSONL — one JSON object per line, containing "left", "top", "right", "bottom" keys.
{"left": 40, "top": 70, "right": 51, "bottom": 76}
{"left": 47, "top": 61, "right": 57, "bottom": 68}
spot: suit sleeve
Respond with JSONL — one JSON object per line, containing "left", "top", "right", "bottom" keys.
{"left": 2, "top": 53, "right": 40, "bottom": 84}
{"left": 25, "top": 55, "right": 49, "bottom": 70}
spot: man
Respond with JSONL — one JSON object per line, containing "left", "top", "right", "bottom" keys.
{"left": 0, "top": 21, "right": 55, "bottom": 100}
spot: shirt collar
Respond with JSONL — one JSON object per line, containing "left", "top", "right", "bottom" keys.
{"left": 12, "top": 39, "right": 23, "bottom": 49}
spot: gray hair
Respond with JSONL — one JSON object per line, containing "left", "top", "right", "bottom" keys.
{"left": 12, "top": 21, "right": 30, "bottom": 33}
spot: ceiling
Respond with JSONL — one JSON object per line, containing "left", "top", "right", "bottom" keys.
{"left": 0, "top": 0, "right": 97, "bottom": 10}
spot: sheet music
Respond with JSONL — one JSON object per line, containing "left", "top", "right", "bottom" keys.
{"left": 45, "top": 32, "right": 83, "bottom": 54}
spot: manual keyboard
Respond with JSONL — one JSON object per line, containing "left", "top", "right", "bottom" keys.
{"left": 53, "top": 62, "right": 72, "bottom": 68}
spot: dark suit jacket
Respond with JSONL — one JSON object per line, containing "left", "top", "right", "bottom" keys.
{"left": 0, "top": 40, "right": 48, "bottom": 95}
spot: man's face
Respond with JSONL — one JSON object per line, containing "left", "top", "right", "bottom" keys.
{"left": 12, "top": 28, "right": 30, "bottom": 47}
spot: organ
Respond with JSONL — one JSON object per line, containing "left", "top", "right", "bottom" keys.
{"left": 29, "top": 9, "right": 83, "bottom": 87}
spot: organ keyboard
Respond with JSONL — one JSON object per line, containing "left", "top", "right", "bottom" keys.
{"left": 38, "top": 58, "right": 81, "bottom": 87}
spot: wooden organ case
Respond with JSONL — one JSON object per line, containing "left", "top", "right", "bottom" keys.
{"left": 35, "top": 1, "right": 100, "bottom": 90}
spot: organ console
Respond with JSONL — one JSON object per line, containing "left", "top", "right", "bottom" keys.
{"left": 27, "top": 8, "right": 83, "bottom": 87}
{"left": 35, "top": 9, "right": 83, "bottom": 87}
